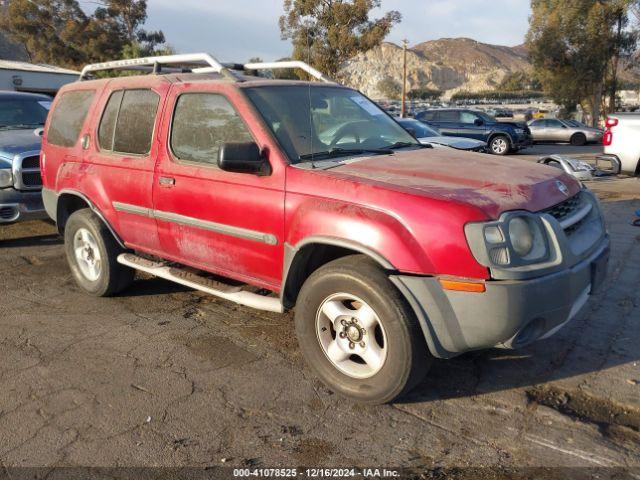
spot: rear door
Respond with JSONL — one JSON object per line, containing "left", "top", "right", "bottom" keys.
{"left": 83, "top": 79, "right": 169, "bottom": 252}
{"left": 152, "top": 83, "right": 286, "bottom": 292}
{"left": 434, "top": 110, "right": 461, "bottom": 137}
{"left": 527, "top": 119, "right": 545, "bottom": 141}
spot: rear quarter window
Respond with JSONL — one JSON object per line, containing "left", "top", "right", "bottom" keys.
{"left": 47, "top": 90, "right": 95, "bottom": 147}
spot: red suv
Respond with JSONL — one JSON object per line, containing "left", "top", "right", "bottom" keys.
{"left": 41, "top": 54, "right": 610, "bottom": 404}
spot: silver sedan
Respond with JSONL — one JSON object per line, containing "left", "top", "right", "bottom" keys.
{"left": 527, "top": 118, "right": 603, "bottom": 145}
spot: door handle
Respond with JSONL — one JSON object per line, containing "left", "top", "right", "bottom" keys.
{"left": 159, "top": 176, "right": 175, "bottom": 187}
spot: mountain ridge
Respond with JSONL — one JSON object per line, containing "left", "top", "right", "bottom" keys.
{"left": 340, "top": 38, "right": 532, "bottom": 98}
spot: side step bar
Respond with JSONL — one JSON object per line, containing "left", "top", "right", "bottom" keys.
{"left": 117, "top": 254, "right": 283, "bottom": 313}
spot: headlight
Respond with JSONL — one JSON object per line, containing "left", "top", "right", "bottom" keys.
{"left": 466, "top": 213, "right": 551, "bottom": 270}
{"left": 509, "top": 217, "right": 534, "bottom": 256}
{"left": 514, "top": 128, "right": 525, "bottom": 134}
{"left": 0, "top": 169, "right": 12, "bottom": 188}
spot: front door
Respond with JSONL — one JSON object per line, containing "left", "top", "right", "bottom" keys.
{"left": 152, "top": 84, "right": 286, "bottom": 292}
{"left": 458, "top": 111, "right": 489, "bottom": 140}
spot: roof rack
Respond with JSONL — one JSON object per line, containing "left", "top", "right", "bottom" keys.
{"left": 79, "top": 53, "right": 334, "bottom": 83}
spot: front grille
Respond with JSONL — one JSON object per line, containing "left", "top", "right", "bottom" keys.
{"left": 22, "top": 171, "right": 42, "bottom": 188}
{"left": 21, "top": 155, "right": 40, "bottom": 169}
{"left": 0, "top": 206, "right": 17, "bottom": 221}
{"left": 543, "top": 193, "right": 582, "bottom": 223}
{"left": 14, "top": 152, "right": 42, "bottom": 191}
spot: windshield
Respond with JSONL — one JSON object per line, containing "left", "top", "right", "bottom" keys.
{"left": 244, "top": 86, "right": 419, "bottom": 163}
{"left": 0, "top": 97, "right": 50, "bottom": 129}
{"left": 399, "top": 119, "right": 440, "bottom": 137}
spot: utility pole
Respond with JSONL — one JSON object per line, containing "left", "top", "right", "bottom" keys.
{"left": 401, "top": 39, "right": 408, "bottom": 118}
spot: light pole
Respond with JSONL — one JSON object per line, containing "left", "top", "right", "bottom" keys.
{"left": 401, "top": 39, "right": 408, "bottom": 118}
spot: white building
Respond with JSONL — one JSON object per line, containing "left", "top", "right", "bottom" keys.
{"left": 0, "top": 60, "right": 79, "bottom": 96}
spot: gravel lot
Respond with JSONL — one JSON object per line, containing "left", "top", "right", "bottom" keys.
{"left": 0, "top": 146, "right": 638, "bottom": 475}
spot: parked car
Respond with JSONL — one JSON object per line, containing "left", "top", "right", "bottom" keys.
{"left": 415, "top": 108, "right": 533, "bottom": 155}
{"left": 41, "top": 54, "right": 610, "bottom": 404}
{"left": 527, "top": 118, "right": 603, "bottom": 146}
{"left": 0, "top": 91, "right": 49, "bottom": 224}
{"left": 600, "top": 113, "right": 640, "bottom": 175}
{"left": 395, "top": 118, "right": 486, "bottom": 152}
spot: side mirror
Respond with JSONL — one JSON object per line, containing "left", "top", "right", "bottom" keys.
{"left": 218, "top": 142, "right": 270, "bottom": 176}
{"left": 474, "top": 119, "right": 484, "bottom": 126}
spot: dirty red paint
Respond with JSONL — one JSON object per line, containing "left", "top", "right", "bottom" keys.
{"left": 42, "top": 74, "right": 581, "bottom": 290}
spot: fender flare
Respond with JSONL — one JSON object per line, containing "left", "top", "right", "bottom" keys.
{"left": 54, "top": 188, "right": 126, "bottom": 249}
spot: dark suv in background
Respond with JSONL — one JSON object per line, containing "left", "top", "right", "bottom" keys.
{"left": 415, "top": 108, "right": 533, "bottom": 155}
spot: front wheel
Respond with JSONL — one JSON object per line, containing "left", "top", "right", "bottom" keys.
{"left": 489, "top": 135, "right": 511, "bottom": 155}
{"left": 294, "top": 255, "right": 431, "bottom": 404}
{"left": 570, "top": 133, "right": 587, "bottom": 146}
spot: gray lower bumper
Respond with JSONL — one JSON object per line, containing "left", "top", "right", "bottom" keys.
{"left": 0, "top": 188, "right": 46, "bottom": 224}
{"left": 391, "top": 237, "right": 610, "bottom": 359}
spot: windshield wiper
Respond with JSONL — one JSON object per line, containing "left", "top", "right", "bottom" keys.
{"left": 298, "top": 147, "right": 394, "bottom": 161}
{"left": 384, "top": 141, "right": 430, "bottom": 150}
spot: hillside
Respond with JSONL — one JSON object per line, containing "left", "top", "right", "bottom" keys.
{"left": 340, "top": 38, "right": 532, "bottom": 98}
{"left": 0, "top": 33, "right": 28, "bottom": 61}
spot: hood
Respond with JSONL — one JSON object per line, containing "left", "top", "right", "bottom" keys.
{"left": 330, "top": 148, "right": 581, "bottom": 219}
{"left": 419, "top": 136, "right": 486, "bottom": 150}
{"left": 0, "top": 128, "right": 42, "bottom": 159}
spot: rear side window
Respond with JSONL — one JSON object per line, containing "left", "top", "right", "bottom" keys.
{"left": 47, "top": 90, "right": 95, "bottom": 147}
{"left": 98, "top": 89, "right": 159, "bottom": 155}
{"left": 170, "top": 93, "right": 253, "bottom": 165}
{"left": 439, "top": 111, "right": 460, "bottom": 122}
{"left": 419, "top": 111, "right": 436, "bottom": 121}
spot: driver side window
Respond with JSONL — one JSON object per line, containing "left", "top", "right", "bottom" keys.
{"left": 170, "top": 93, "right": 254, "bottom": 165}
{"left": 460, "top": 112, "right": 478, "bottom": 124}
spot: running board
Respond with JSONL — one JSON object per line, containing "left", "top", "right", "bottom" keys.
{"left": 117, "top": 254, "right": 283, "bottom": 313}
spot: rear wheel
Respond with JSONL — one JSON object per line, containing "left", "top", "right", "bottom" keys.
{"left": 570, "top": 133, "right": 587, "bottom": 146}
{"left": 294, "top": 255, "right": 431, "bottom": 404}
{"left": 489, "top": 135, "right": 510, "bottom": 155}
{"left": 64, "top": 209, "right": 134, "bottom": 296}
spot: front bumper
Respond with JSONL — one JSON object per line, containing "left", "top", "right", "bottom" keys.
{"left": 391, "top": 236, "right": 610, "bottom": 359}
{"left": 0, "top": 188, "right": 46, "bottom": 224}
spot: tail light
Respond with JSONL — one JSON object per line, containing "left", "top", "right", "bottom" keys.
{"left": 603, "top": 117, "right": 617, "bottom": 146}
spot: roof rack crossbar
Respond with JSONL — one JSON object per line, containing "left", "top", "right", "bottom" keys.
{"left": 243, "top": 61, "right": 333, "bottom": 83}
{"left": 79, "top": 53, "right": 228, "bottom": 80}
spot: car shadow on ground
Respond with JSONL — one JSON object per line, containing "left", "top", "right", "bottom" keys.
{"left": 0, "top": 233, "right": 62, "bottom": 248}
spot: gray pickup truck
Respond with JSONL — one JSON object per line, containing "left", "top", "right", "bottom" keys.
{"left": 0, "top": 91, "right": 49, "bottom": 224}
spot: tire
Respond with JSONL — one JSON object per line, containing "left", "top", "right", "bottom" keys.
{"left": 570, "top": 133, "right": 587, "bottom": 146}
{"left": 489, "top": 135, "right": 510, "bottom": 155}
{"left": 294, "top": 255, "right": 431, "bottom": 404}
{"left": 64, "top": 209, "right": 134, "bottom": 297}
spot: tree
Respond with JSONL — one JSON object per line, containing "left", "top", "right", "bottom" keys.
{"left": 526, "top": 0, "right": 638, "bottom": 125}
{"left": 407, "top": 88, "right": 442, "bottom": 101}
{"left": 280, "top": 0, "right": 401, "bottom": 79}
{"left": 498, "top": 71, "right": 542, "bottom": 91}
{"left": 0, "top": 0, "right": 166, "bottom": 68}
{"left": 0, "top": 0, "right": 90, "bottom": 67}
{"left": 376, "top": 77, "right": 401, "bottom": 99}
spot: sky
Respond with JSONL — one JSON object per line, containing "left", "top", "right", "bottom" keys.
{"left": 102, "top": 0, "right": 533, "bottom": 63}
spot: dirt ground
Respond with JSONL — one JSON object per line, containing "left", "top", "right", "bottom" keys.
{"left": 0, "top": 159, "right": 638, "bottom": 476}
